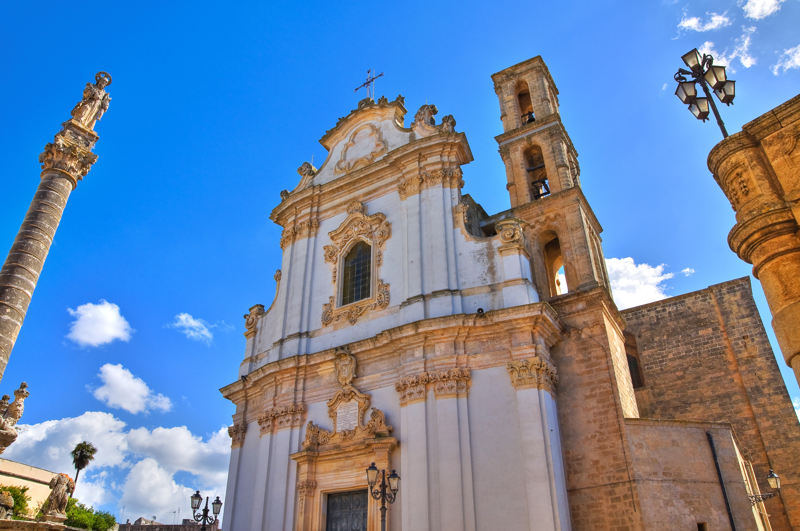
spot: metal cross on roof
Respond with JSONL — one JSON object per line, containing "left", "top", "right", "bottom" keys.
{"left": 354, "top": 69, "right": 384, "bottom": 100}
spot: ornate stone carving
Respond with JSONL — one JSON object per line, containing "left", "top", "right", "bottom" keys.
{"left": 228, "top": 423, "right": 247, "bottom": 448}
{"left": 321, "top": 280, "right": 390, "bottom": 326}
{"left": 496, "top": 218, "right": 528, "bottom": 256}
{"left": 44, "top": 473, "right": 74, "bottom": 523}
{"left": 0, "top": 490, "right": 13, "bottom": 519}
{"left": 507, "top": 355, "right": 558, "bottom": 393}
{"left": 321, "top": 206, "right": 392, "bottom": 326}
{"left": 0, "top": 382, "right": 29, "bottom": 454}
{"left": 414, "top": 104, "right": 438, "bottom": 126}
{"left": 70, "top": 72, "right": 112, "bottom": 130}
{"left": 301, "top": 352, "right": 392, "bottom": 450}
{"left": 296, "top": 479, "right": 317, "bottom": 498}
{"left": 395, "top": 368, "right": 471, "bottom": 406}
{"left": 39, "top": 133, "right": 99, "bottom": 181}
{"left": 398, "top": 167, "right": 463, "bottom": 200}
{"left": 274, "top": 269, "right": 282, "bottom": 282}
{"left": 243, "top": 304, "right": 265, "bottom": 338}
{"left": 280, "top": 218, "right": 320, "bottom": 249}
{"left": 334, "top": 123, "right": 388, "bottom": 175}
{"left": 440, "top": 114, "right": 456, "bottom": 133}
{"left": 258, "top": 403, "right": 306, "bottom": 435}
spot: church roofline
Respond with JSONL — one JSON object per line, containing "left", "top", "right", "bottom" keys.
{"left": 318, "top": 95, "right": 408, "bottom": 150}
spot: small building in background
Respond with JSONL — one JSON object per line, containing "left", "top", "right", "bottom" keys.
{"left": 0, "top": 457, "right": 57, "bottom": 517}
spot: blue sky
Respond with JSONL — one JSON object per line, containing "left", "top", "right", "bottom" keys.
{"left": 1, "top": 0, "right": 799, "bottom": 523}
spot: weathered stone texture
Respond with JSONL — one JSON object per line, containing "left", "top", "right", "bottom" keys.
{"left": 623, "top": 277, "right": 800, "bottom": 530}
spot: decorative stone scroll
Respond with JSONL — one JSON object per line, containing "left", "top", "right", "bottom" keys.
{"left": 301, "top": 349, "right": 392, "bottom": 450}
{"left": 334, "top": 123, "right": 388, "bottom": 174}
{"left": 228, "top": 423, "right": 247, "bottom": 448}
{"left": 321, "top": 203, "right": 392, "bottom": 326}
{"left": 496, "top": 218, "right": 529, "bottom": 256}
{"left": 0, "top": 382, "right": 29, "bottom": 454}
{"left": 507, "top": 355, "right": 558, "bottom": 394}
{"left": 243, "top": 304, "right": 265, "bottom": 338}
{"left": 395, "top": 368, "right": 471, "bottom": 406}
{"left": 258, "top": 403, "right": 306, "bottom": 435}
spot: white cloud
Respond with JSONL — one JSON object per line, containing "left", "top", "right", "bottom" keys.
{"left": 699, "top": 26, "right": 757, "bottom": 72}
{"left": 67, "top": 300, "right": 133, "bottom": 347}
{"left": 170, "top": 313, "right": 213, "bottom": 343}
{"left": 92, "top": 363, "right": 172, "bottom": 414}
{"left": 4, "top": 412, "right": 229, "bottom": 522}
{"left": 681, "top": 267, "right": 696, "bottom": 277}
{"left": 793, "top": 397, "right": 800, "bottom": 421}
{"left": 607, "top": 257, "right": 674, "bottom": 310}
{"left": 678, "top": 11, "right": 732, "bottom": 31}
{"left": 771, "top": 44, "right": 800, "bottom": 75}
{"left": 741, "top": 0, "right": 784, "bottom": 19}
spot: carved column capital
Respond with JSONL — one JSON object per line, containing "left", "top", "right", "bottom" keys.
{"left": 227, "top": 423, "right": 247, "bottom": 449}
{"left": 507, "top": 356, "right": 558, "bottom": 393}
{"left": 39, "top": 127, "right": 99, "bottom": 186}
{"left": 395, "top": 368, "right": 471, "bottom": 405}
{"left": 258, "top": 403, "right": 306, "bottom": 435}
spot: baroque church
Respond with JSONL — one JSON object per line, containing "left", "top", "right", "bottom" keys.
{"left": 220, "top": 57, "right": 800, "bottom": 530}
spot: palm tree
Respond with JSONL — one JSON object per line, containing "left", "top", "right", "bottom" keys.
{"left": 70, "top": 441, "right": 97, "bottom": 498}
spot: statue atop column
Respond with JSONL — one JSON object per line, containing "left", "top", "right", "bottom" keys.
{"left": 0, "top": 382, "right": 30, "bottom": 453}
{"left": 69, "top": 72, "right": 112, "bottom": 131}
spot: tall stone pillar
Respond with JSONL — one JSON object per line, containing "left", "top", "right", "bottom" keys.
{"left": 707, "top": 93, "right": 800, "bottom": 387}
{"left": 0, "top": 72, "right": 112, "bottom": 382}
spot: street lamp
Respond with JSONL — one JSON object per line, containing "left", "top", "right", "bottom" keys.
{"left": 750, "top": 469, "right": 781, "bottom": 505}
{"left": 674, "top": 48, "right": 736, "bottom": 138}
{"left": 366, "top": 462, "right": 399, "bottom": 531}
{"left": 190, "top": 490, "right": 222, "bottom": 530}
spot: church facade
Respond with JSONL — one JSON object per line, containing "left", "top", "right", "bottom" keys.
{"left": 221, "top": 57, "right": 800, "bottom": 530}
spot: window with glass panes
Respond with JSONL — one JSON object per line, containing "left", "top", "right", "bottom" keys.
{"left": 341, "top": 241, "right": 371, "bottom": 305}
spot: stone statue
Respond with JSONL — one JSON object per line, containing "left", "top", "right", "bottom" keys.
{"left": 70, "top": 72, "right": 112, "bottom": 130}
{"left": 0, "top": 382, "right": 29, "bottom": 454}
{"left": 441, "top": 114, "right": 456, "bottom": 133}
{"left": 0, "top": 490, "right": 13, "bottom": 519}
{"left": 414, "top": 104, "right": 438, "bottom": 126}
{"left": 44, "top": 473, "right": 74, "bottom": 522}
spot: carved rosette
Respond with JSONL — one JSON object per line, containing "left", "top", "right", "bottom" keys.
{"left": 395, "top": 368, "right": 471, "bottom": 406}
{"left": 258, "top": 403, "right": 306, "bottom": 435}
{"left": 243, "top": 304, "right": 265, "bottom": 338}
{"left": 227, "top": 423, "right": 247, "bottom": 448}
{"left": 321, "top": 205, "right": 392, "bottom": 326}
{"left": 280, "top": 218, "right": 320, "bottom": 249}
{"left": 507, "top": 355, "right": 558, "bottom": 394}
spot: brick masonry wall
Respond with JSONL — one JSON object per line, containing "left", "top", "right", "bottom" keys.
{"left": 622, "top": 277, "right": 800, "bottom": 530}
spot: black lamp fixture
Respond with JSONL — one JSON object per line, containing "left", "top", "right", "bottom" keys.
{"left": 366, "top": 462, "right": 400, "bottom": 531}
{"left": 190, "top": 490, "right": 223, "bottom": 530}
{"left": 674, "top": 48, "right": 736, "bottom": 138}
{"left": 750, "top": 469, "right": 781, "bottom": 505}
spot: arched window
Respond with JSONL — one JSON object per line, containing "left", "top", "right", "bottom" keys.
{"left": 341, "top": 241, "right": 371, "bottom": 305}
{"left": 525, "top": 146, "right": 549, "bottom": 200}
{"left": 542, "top": 233, "right": 567, "bottom": 297}
{"left": 516, "top": 82, "right": 534, "bottom": 124}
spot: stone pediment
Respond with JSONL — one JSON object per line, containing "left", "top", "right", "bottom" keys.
{"left": 310, "top": 96, "right": 410, "bottom": 186}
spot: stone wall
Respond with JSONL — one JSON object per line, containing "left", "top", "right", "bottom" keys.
{"left": 623, "top": 277, "right": 800, "bottom": 530}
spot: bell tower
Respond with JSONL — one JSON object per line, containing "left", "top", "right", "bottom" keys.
{"left": 492, "top": 57, "right": 580, "bottom": 208}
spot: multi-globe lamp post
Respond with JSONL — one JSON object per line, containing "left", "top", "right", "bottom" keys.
{"left": 674, "top": 48, "right": 736, "bottom": 138}
{"left": 366, "top": 462, "right": 400, "bottom": 531}
{"left": 190, "top": 490, "right": 222, "bottom": 530}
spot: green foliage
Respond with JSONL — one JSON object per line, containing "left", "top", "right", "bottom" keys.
{"left": 0, "top": 485, "right": 30, "bottom": 517}
{"left": 64, "top": 497, "right": 116, "bottom": 531}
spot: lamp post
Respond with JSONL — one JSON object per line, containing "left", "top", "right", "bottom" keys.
{"left": 750, "top": 469, "right": 781, "bottom": 505}
{"left": 366, "top": 462, "right": 399, "bottom": 531}
{"left": 190, "top": 490, "right": 222, "bottom": 531}
{"left": 674, "top": 48, "right": 736, "bottom": 138}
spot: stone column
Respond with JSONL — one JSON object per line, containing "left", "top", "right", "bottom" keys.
{"left": 0, "top": 72, "right": 111, "bottom": 382}
{"left": 708, "top": 94, "right": 800, "bottom": 387}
